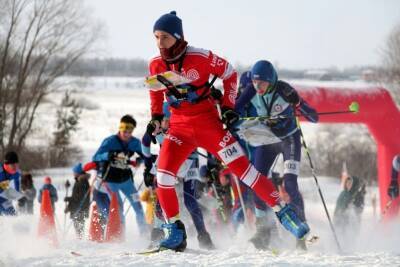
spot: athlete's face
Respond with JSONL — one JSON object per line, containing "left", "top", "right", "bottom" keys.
{"left": 119, "top": 129, "right": 133, "bottom": 142}
{"left": 252, "top": 79, "right": 270, "bottom": 95}
{"left": 4, "top": 163, "right": 18, "bottom": 174}
{"left": 154, "top": 30, "right": 176, "bottom": 49}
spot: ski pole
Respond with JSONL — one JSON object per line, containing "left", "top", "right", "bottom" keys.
{"left": 124, "top": 180, "right": 144, "bottom": 217}
{"left": 242, "top": 101, "right": 360, "bottom": 121}
{"left": 232, "top": 174, "right": 250, "bottom": 228}
{"left": 209, "top": 169, "right": 228, "bottom": 223}
{"left": 63, "top": 180, "right": 71, "bottom": 235}
{"left": 296, "top": 117, "right": 343, "bottom": 253}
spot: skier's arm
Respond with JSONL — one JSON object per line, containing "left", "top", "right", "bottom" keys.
{"left": 52, "top": 186, "right": 58, "bottom": 202}
{"left": 207, "top": 51, "right": 237, "bottom": 109}
{"left": 83, "top": 161, "right": 97, "bottom": 172}
{"left": 234, "top": 84, "right": 256, "bottom": 113}
{"left": 297, "top": 100, "right": 318, "bottom": 123}
{"left": 279, "top": 81, "right": 318, "bottom": 123}
{"left": 92, "top": 138, "right": 112, "bottom": 162}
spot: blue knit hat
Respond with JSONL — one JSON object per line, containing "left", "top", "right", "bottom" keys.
{"left": 72, "top": 163, "right": 83, "bottom": 174}
{"left": 153, "top": 11, "right": 183, "bottom": 40}
{"left": 251, "top": 60, "right": 278, "bottom": 86}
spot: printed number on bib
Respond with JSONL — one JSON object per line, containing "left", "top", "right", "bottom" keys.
{"left": 218, "top": 142, "right": 244, "bottom": 164}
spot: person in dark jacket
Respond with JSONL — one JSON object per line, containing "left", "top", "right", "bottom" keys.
{"left": 64, "top": 163, "right": 90, "bottom": 239}
{"left": 333, "top": 175, "right": 366, "bottom": 238}
{"left": 38, "top": 176, "right": 58, "bottom": 213}
{"left": 18, "top": 172, "right": 36, "bottom": 214}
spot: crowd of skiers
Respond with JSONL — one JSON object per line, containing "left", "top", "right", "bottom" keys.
{"left": 0, "top": 10, "right": 399, "bottom": 253}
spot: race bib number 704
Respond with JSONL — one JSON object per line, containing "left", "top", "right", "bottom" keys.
{"left": 217, "top": 142, "right": 244, "bottom": 164}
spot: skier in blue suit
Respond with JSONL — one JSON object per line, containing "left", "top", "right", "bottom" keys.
{"left": 235, "top": 60, "right": 319, "bottom": 249}
{"left": 93, "top": 114, "right": 148, "bottom": 233}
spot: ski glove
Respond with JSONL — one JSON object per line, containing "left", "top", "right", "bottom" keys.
{"left": 387, "top": 179, "right": 399, "bottom": 199}
{"left": 210, "top": 87, "right": 223, "bottom": 101}
{"left": 146, "top": 114, "right": 164, "bottom": 144}
{"left": 221, "top": 107, "right": 239, "bottom": 129}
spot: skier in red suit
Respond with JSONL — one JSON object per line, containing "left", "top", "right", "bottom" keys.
{"left": 146, "top": 11, "right": 310, "bottom": 251}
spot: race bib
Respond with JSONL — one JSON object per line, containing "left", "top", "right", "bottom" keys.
{"left": 218, "top": 142, "right": 244, "bottom": 164}
{"left": 283, "top": 160, "right": 300, "bottom": 176}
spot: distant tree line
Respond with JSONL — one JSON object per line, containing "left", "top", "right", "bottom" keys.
{"left": 63, "top": 57, "right": 374, "bottom": 81}
{"left": 64, "top": 58, "right": 148, "bottom": 77}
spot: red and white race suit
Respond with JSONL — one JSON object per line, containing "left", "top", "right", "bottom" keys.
{"left": 149, "top": 46, "right": 280, "bottom": 219}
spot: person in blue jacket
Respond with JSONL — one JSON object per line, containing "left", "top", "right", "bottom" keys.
{"left": 234, "top": 71, "right": 278, "bottom": 249}
{"left": 38, "top": 176, "right": 58, "bottom": 213}
{"left": 235, "top": 60, "right": 319, "bottom": 250}
{"left": 0, "top": 151, "right": 22, "bottom": 216}
{"left": 142, "top": 102, "right": 215, "bottom": 249}
{"left": 92, "top": 114, "right": 148, "bottom": 233}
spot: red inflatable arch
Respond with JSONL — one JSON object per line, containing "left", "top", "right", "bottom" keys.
{"left": 295, "top": 85, "right": 400, "bottom": 218}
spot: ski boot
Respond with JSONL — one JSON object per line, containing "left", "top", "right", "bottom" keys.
{"left": 159, "top": 220, "right": 187, "bottom": 252}
{"left": 275, "top": 204, "right": 310, "bottom": 239}
{"left": 249, "top": 218, "right": 272, "bottom": 250}
{"left": 197, "top": 231, "right": 215, "bottom": 250}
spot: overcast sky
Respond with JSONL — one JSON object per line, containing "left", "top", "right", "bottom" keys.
{"left": 85, "top": 0, "right": 400, "bottom": 70}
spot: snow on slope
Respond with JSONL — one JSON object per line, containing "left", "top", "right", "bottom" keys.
{"left": 1, "top": 77, "right": 399, "bottom": 266}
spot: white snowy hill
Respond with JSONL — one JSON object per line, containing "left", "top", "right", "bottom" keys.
{"left": 1, "top": 77, "right": 399, "bottom": 266}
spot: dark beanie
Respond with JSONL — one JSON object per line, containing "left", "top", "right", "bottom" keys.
{"left": 153, "top": 11, "right": 183, "bottom": 40}
{"left": 4, "top": 151, "right": 19, "bottom": 164}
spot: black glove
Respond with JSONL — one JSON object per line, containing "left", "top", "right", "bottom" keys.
{"left": 221, "top": 107, "right": 239, "bottom": 128}
{"left": 210, "top": 87, "right": 223, "bottom": 101}
{"left": 146, "top": 114, "right": 164, "bottom": 144}
{"left": 64, "top": 196, "right": 71, "bottom": 202}
{"left": 387, "top": 180, "right": 399, "bottom": 199}
{"left": 264, "top": 118, "right": 279, "bottom": 127}
{"left": 143, "top": 168, "right": 155, "bottom": 187}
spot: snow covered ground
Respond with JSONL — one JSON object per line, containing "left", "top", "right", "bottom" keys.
{"left": 1, "top": 77, "right": 399, "bottom": 266}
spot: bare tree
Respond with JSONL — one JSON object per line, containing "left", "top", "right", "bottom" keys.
{"left": 0, "top": 0, "right": 101, "bottom": 156}
{"left": 379, "top": 23, "right": 400, "bottom": 105}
